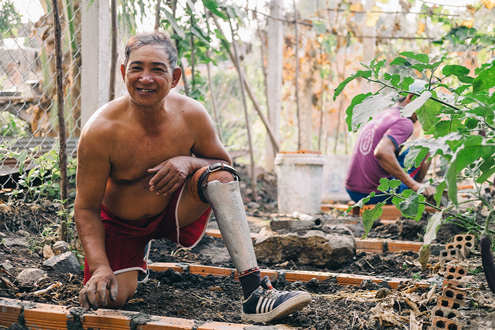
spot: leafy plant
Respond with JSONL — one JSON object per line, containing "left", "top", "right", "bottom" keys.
{"left": 336, "top": 49, "right": 495, "bottom": 266}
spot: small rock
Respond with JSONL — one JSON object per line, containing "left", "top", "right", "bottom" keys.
{"left": 3, "top": 238, "right": 28, "bottom": 248}
{"left": 16, "top": 268, "right": 46, "bottom": 287}
{"left": 1, "top": 261, "right": 13, "bottom": 271}
{"left": 375, "top": 288, "right": 391, "bottom": 298}
{"left": 360, "top": 279, "right": 379, "bottom": 291}
{"left": 0, "top": 232, "right": 6, "bottom": 237}
{"left": 42, "top": 252, "right": 81, "bottom": 274}
{"left": 17, "top": 230, "right": 30, "bottom": 237}
{"left": 52, "top": 241, "right": 70, "bottom": 255}
{"left": 43, "top": 245, "right": 55, "bottom": 259}
{"left": 247, "top": 202, "right": 260, "bottom": 209}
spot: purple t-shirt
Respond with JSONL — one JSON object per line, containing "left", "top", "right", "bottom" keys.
{"left": 345, "top": 107, "right": 414, "bottom": 194}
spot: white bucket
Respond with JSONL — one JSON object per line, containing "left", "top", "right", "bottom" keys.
{"left": 275, "top": 153, "right": 325, "bottom": 214}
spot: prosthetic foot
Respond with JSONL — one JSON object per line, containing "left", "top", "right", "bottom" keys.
{"left": 199, "top": 164, "right": 311, "bottom": 322}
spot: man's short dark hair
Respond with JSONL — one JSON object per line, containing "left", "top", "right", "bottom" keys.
{"left": 398, "top": 95, "right": 407, "bottom": 103}
{"left": 124, "top": 31, "right": 178, "bottom": 69}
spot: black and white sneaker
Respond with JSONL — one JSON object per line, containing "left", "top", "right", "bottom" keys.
{"left": 241, "top": 276, "right": 311, "bottom": 322}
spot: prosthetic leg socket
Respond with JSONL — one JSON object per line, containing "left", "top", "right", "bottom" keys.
{"left": 204, "top": 180, "right": 258, "bottom": 272}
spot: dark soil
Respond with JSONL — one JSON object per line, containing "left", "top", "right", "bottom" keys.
{"left": 0, "top": 200, "right": 491, "bottom": 330}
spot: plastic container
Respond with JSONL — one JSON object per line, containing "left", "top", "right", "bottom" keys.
{"left": 275, "top": 151, "right": 325, "bottom": 214}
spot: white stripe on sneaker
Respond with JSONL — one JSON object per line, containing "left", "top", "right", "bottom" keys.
{"left": 268, "top": 298, "right": 276, "bottom": 312}
{"left": 261, "top": 297, "right": 270, "bottom": 313}
{"left": 256, "top": 297, "right": 264, "bottom": 314}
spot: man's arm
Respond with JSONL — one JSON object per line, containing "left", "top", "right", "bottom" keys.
{"left": 74, "top": 126, "right": 117, "bottom": 309}
{"left": 374, "top": 137, "right": 434, "bottom": 195}
{"left": 148, "top": 101, "right": 231, "bottom": 196}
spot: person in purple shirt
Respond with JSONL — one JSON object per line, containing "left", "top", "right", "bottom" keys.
{"left": 346, "top": 83, "right": 435, "bottom": 204}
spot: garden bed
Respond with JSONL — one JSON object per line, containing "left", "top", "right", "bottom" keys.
{"left": 1, "top": 200, "right": 494, "bottom": 329}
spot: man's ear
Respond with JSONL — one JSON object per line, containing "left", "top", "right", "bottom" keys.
{"left": 406, "top": 93, "right": 415, "bottom": 103}
{"left": 171, "top": 67, "right": 182, "bottom": 88}
{"left": 121, "top": 64, "right": 126, "bottom": 81}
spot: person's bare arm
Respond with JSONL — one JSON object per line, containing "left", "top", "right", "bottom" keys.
{"left": 148, "top": 102, "right": 231, "bottom": 195}
{"left": 74, "top": 125, "right": 117, "bottom": 309}
{"left": 374, "top": 137, "right": 435, "bottom": 196}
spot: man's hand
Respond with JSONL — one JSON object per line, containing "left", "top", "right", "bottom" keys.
{"left": 79, "top": 265, "right": 118, "bottom": 310}
{"left": 412, "top": 182, "right": 435, "bottom": 198}
{"left": 148, "top": 156, "right": 191, "bottom": 196}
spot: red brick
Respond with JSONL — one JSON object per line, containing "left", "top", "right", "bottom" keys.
{"left": 442, "top": 265, "right": 467, "bottom": 280}
{"left": 431, "top": 315, "right": 463, "bottom": 329}
{"left": 437, "top": 295, "right": 465, "bottom": 309}
{"left": 442, "top": 279, "right": 466, "bottom": 290}
{"left": 432, "top": 306, "right": 460, "bottom": 320}
{"left": 439, "top": 248, "right": 461, "bottom": 264}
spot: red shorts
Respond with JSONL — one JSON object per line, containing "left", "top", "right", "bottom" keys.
{"left": 83, "top": 184, "right": 212, "bottom": 284}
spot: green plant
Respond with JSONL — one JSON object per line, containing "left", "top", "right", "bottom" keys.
{"left": 412, "top": 272, "right": 421, "bottom": 280}
{"left": 336, "top": 48, "right": 495, "bottom": 266}
{"left": 4, "top": 147, "right": 77, "bottom": 202}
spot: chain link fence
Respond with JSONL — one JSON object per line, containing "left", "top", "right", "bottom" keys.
{"left": 1, "top": 0, "right": 81, "bottom": 201}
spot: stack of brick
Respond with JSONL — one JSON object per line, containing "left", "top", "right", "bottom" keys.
{"left": 429, "top": 275, "right": 467, "bottom": 329}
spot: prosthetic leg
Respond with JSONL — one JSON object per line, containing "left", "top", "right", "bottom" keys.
{"left": 195, "top": 163, "right": 311, "bottom": 322}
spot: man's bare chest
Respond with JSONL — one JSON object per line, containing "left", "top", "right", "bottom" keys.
{"left": 109, "top": 130, "right": 194, "bottom": 182}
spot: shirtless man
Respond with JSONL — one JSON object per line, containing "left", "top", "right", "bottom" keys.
{"left": 74, "top": 32, "right": 310, "bottom": 323}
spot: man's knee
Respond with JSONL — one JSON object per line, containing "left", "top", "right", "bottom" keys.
{"left": 188, "top": 163, "right": 240, "bottom": 203}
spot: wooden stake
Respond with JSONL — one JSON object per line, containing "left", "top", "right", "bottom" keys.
{"left": 228, "top": 16, "right": 257, "bottom": 200}
{"left": 154, "top": 0, "right": 162, "bottom": 31}
{"left": 205, "top": 11, "right": 222, "bottom": 142}
{"left": 108, "top": 0, "right": 118, "bottom": 101}
{"left": 293, "top": 0, "right": 301, "bottom": 150}
{"left": 51, "top": 0, "right": 68, "bottom": 242}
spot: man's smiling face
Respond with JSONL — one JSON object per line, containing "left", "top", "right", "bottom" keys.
{"left": 121, "top": 44, "right": 179, "bottom": 108}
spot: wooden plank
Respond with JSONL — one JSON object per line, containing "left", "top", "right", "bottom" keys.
{"left": 189, "top": 265, "right": 233, "bottom": 277}
{"left": 388, "top": 241, "right": 423, "bottom": 253}
{"left": 356, "top": 239, "right": 384, "bottom": 251}
{"left": 148, "top": 263, "right": 184, "bottom": 272}
{"left": 285, "top": 271, "right": 336, "bottom": 282}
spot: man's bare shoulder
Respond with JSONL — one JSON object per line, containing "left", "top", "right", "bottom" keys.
{"left": 167, "top": 91, "right": 209, "bottom": 118}
{"left": 79, "top": 97, "right": 129, "bottom": 153}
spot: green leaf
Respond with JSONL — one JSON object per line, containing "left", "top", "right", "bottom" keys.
{"left": 334, "top": 70, "right": 372, "bottom": 100}
{"left": 442, "top": 64, "right": 470, "bottom": 77}
{"left": 446, "top": 136, "right": 495, "bottom": 205}
{"left": 416, "top": 99, "right": 442, "bottom": 131}
{"left": 401, "top": 91, "right": 432, "bottom": 117}
{"left": 347, "top": 92, "right": 398, "bottom": 132}
{"left": 190, "top": 25, "right": 209, "bottom": 44}
{"left": 345, "top": 93, "right": 370, "bottom": 131}
{"left": 161, "top": 8, "right": 186, "bottom": 39}
{"left": 312, "top": 20, "right": 327, "bottom": 34}
{"left": 477, "top": 157, "right": 495, "bottom": 183}
{"left": 389, "top": 179, "right": 402, "bottom": 190}
{"left": 464, "top": 117, "right": 479, "bottom": 129}
{"left": 473, "top": 64, "right": 495, "bottom": 93}
{"left": 401, "top": 77, "right": 415, "bottom": 91}
{"left": 404, "top": 147, "right": 429, "bottom": 169}
{"left": 202, "top": 0, "right": 228, "bottom": 20}
{"left": 362, "top": 202, "right": 385, "bottom": 238}
{"left": 398, "top": 191, "right": 420, "bottom": 218}
{"left": 427, "top": 119, "right": 464, "bottom": 138}
{"left": 390, "top": 57, "right": 407, "bottom": 66}
{"left": 377, "top": 178, "right": 389, "bottom": 192}
{"left": 434, "top": 181, "right": 446, "bottom": 207}
{"left": 399, "top": 51, "right": 429, "bottom": 64}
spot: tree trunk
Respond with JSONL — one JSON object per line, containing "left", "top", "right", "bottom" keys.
{"left": 154, "top": 0, "right": 162, "bottom": 31}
